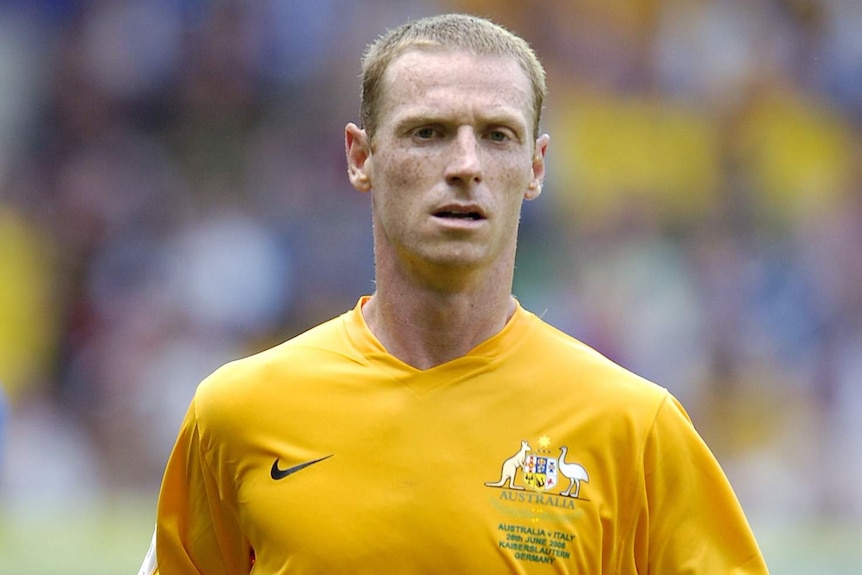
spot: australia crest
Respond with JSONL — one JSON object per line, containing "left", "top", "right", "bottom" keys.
{"left": 523, "top": 451, "right": 558, "bottom": 492}
{"left": 485, "top": 436, "right": 589, "bottom": 498}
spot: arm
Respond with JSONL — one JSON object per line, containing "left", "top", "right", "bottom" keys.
{"left": 635, "top": 394, "right": 769, "bottom": 574}
{"left": 139, "top": 399, "right": 253, "bottom": 575}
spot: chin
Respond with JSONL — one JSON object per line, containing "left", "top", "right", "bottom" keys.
{"left": 421, "top": 249, "right": 493, "bottom": 271}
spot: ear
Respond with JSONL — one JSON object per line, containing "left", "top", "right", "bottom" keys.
{"left": 345, "top": 122, "right": 372, "bottom": 192}
{"left": 525, "top": 133, "right": 549, "bottom": 201}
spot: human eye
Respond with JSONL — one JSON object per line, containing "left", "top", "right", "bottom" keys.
{"left": 485, "top": 126, "right": 518, "bottom": 144}
{"left": 412, "top": 126, "right": 441, "bottom": 140}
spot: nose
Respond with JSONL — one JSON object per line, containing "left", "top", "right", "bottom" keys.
{"left": 444, "top": 127, "right": 482, "bottom": 186}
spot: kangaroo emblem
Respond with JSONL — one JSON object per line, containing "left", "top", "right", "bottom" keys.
{"left": 485, "top": 440, "right": 531, "bottom": 490}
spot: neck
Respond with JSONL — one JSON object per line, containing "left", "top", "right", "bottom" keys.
{"left": 362, "top": 262, "right": 517, "bottom": 370}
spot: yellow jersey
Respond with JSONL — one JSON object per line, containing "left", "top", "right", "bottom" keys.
{"left": 141, "top": 297, "right": 768, "bottom": 574}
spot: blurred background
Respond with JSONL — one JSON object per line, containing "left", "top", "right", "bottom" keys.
{"left": 0, "top": 0, "right": 860, "bottom": 573}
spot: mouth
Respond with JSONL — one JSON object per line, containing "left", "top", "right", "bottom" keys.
{"left": 433, "top": 206, "right": 485, "bottom": 221}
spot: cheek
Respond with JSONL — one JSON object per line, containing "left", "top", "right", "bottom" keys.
{"left": 494, "top": 166, "right": 535, "bottom": 229}
{"left": 377, "top": 155, "right": 437, "bottom": 219}
{"left": 371, "top": 155, "right": 427, "bottom": 224}
{"left": 495, "top": 161, "right": 534, "bottom": 201}
{"left": 387, "top": 165, "right": 421, "bottom": 191}
{"left": 375, "top": 152, "right": 429, "bottom": 192}
{"left": 373, "top": 160, "right": 427, "bottom": 217}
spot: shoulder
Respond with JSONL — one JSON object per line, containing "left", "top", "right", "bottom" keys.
{"left": 191, "top": 311, "right": 357, "bottom": 420}
{"left": 518, "top": 310, "right": 669, "bottom": 408}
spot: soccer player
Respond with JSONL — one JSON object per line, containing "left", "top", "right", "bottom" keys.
{"left": 139, "top": 13, "right": 769, "bottom": 574}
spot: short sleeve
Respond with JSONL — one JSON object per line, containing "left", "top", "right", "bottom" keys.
{"left": 639, "top": 394, "right": 769, "bottom": 573}
{"left": 153, "top": 399, "right": 253, "bottom": 574}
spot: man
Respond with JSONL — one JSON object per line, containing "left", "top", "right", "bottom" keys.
{"left": 140, "top": 13, "right": 769, "bottom": 574}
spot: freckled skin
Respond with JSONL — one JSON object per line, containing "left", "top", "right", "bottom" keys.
{"left": 348, "top": 49, "right": 548, "bottom": 288}
{"left": 344, "top": 48, "right": 549, "bottom": 368}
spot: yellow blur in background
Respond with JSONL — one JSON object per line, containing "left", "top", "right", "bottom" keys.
{"left": 1, "top": 0, "right": 861, "bottom": 573}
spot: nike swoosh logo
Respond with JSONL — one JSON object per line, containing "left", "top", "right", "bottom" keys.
{"left": 270, "top": 454, "right": 334, "bottom": 480}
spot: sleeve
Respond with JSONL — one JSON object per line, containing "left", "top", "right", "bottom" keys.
{"left": 634, "top": 393, "right": 770, "bottom": 574}
{"left": 145, "top": 398, "right": 253, "bottom": 575}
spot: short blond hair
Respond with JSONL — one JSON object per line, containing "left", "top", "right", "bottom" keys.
{"left": 359, "top": 13, "right": 547, "bottom": 140}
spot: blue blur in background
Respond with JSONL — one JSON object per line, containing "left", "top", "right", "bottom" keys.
{"left": 0, "top": 1, "right": 860, "bottom": 573}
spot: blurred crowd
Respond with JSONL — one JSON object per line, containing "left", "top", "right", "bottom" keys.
{"left": 0, "top": 0, "right": 860, "bottom": 531}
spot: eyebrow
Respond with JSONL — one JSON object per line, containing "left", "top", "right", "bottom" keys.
{"left": 392, "top": 110, "right": 528, "bottom": 139}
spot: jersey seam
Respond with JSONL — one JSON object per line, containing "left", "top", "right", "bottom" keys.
{"left": 612, "top": 390, "right": 672, "bottom": 573}
{"left": 194, "top": 399, "right": 251, "bottom": 572}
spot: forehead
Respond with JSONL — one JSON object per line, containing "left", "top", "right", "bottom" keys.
{"left": 378, "top": 48, "right": 534, "bottom": 127}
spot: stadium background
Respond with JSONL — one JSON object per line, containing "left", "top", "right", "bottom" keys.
{"left": 0, "top": 0, "right": 860, "bottom": 572}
